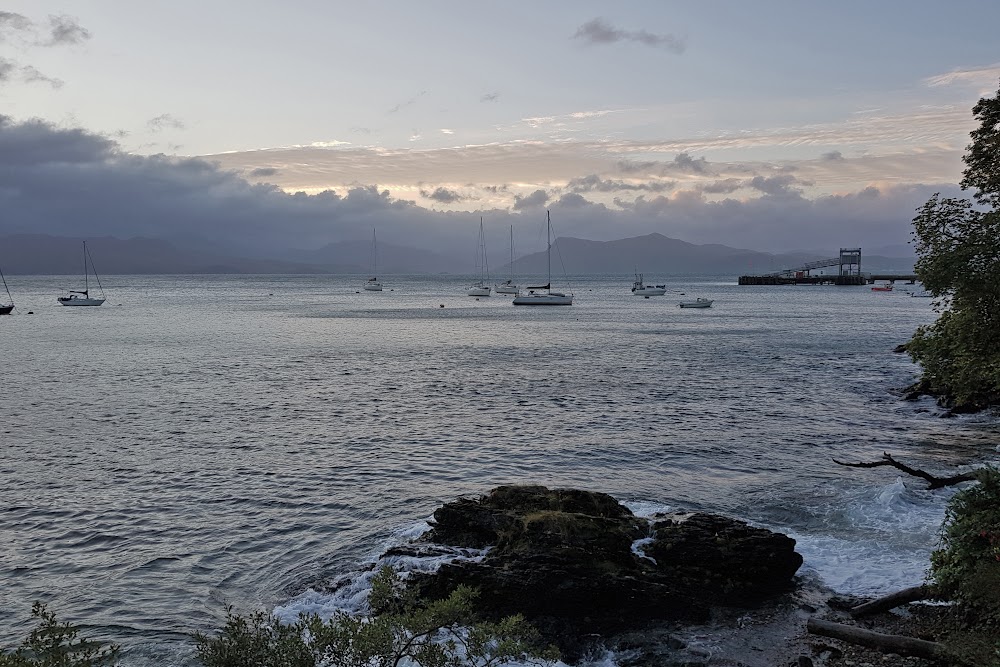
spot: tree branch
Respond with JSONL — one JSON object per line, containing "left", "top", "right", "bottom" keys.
{"left": 849, "top": 585, "right": 934, "bottom": 618}
{"left": 807, "top": 618, "right": 961, "bottom": 663}
{"left": 832, "top": 452, "right": 978, "bottom": 489}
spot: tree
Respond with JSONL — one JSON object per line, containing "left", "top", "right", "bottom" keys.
{"left": 195, "top": 567, "right": 558, "bottom": 667}
{"left": 907, "top": 82, "right": 1000, "bottom": 411}
{"left": 930, "top": 467, "right": 1000, "bottom": 627}
{"left": 0, "top": 603, "right": 119, "bottom": 667}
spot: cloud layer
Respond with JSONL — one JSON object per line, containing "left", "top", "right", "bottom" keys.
{"left": 0, "top": 116, "right": 961, "bottom": 262}
{"left": 0, "top": 12, "right": 89, "bottom": 89}
{"left": 572, "top": 18, "right": 686, "bottom": 54}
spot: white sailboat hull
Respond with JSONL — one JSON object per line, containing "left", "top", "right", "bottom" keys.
{"left": 495, "top": 285, "right": 519, "bottom": 294}
{"left": 58, "top": 297, "right": 105, "bottom": 306}
{"left": 468, "top": 286, "right": 491, "bottom": 296}
{"left": 364, "top": 283, "right": 383, "bottom": 291}
{"left": 512, "top": 291, "right": 573, "bottom": 306}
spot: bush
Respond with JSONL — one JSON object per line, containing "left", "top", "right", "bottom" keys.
{"left": 0, "top": 603, "right": 119, "bottom": 667}
{"left": 931, "top": 467, "right": 1000, "bottom": 625}
{"left": 195, "top": 566, "right": 558, "bottom": 667}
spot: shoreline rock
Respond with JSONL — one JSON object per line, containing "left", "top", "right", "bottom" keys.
{"left": 404, "top": 485, "right": 803, "bottom": 661}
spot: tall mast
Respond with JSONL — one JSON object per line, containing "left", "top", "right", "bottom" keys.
{"left": 546, "top": 210, "right": 551, "bottom": 287}
{"left": 481, "top": 217, "right": 488, "bottom": 282}
{"left": 83, "top": 241, "right": 89, "bottom": 294}
{"left": 509, "top": 225, "right": 514, "bottom": 282}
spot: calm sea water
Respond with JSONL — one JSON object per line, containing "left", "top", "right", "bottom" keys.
{"left": 1, "top": 274, "right": 997, "bottom": 665}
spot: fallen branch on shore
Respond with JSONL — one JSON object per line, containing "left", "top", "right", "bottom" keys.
{"left": 832, "top": 452, "right": 977, "bottom": 489}
{"left": 807, "top": 618, "right": 960, "bottom": 663}
{"left": 849, "top": 585, "right": 934, "bottom": 618}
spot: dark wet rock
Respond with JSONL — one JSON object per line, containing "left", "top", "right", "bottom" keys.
{"left": 424, "top": 485, "right": 634, "bottom": 548}
{"left": 408, "top": 485, "right": 803, "bottom": 661}
{"left": 647, "top": 512, "right": 803, "bottom": 604}
{"left": 892, "top": 343, "right": 909, "bottom": 354}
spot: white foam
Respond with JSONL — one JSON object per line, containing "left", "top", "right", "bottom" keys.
{"left": 622, "top": 499, "right": 673, "bottom": 518}
{"left": 791, "top": 477, "right": 954, "bottom": 596}
{"left": 630, "top": 536, "right": 656, "bottom": 564}
{"left": 274, "top": 518, "right": 489, "bottom": 623}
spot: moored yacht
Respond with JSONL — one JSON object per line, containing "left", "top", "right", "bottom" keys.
{"left": 512, "top": 211, "right": 573, "bottom": 306}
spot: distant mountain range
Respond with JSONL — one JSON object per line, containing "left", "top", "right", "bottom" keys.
{"left": 512, "top": 233, "right": 915, "bottom": 276}
{"left": 0, "top": 233, "right": 914, "bottom": 276}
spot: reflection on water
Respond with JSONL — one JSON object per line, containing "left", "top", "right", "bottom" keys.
{"left": 1, "top": 274, "right": 996, "bottom": 664}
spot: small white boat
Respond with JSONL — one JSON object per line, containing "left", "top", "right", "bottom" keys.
{"left": 512, "top": 211, "right": 573, "bottom": 306}
{"left": 364, "top": 228, "right": 383, "bottom": 291}
{"left": 495, "top": 279, "right": 519, "bottom": 295}
{"left": 468, "top": 218, "right": 491, "bottom": 296}
{"left": 58, "top": 241, "right": 107, "bottom": 306}
{"left": 631, "top": 272, "right": 666, "bottom": 296}
{"left": 910, "top": 291, "right": 933, "bottom": 298}
{"left": 679, "top": 298, "right": 713, "bottom": 308}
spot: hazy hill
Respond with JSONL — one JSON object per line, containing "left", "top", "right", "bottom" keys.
{"left": 510, "top": 233, "right": 914, "bottom": 276}
{"left": 295, "top": 239, "right": 459, "bottom": 274}
{"left": 0, "top": 235, "right": 352, "bottom": 275}
{"left": 511, "top": 234, "right": 814, "bottom": 275}
{"left": 0, "top": 232, "right": 914, "bottom": 276}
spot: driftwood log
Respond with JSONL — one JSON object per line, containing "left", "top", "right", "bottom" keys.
{"left": 807, "top": 618, "right": 957, "bottom": 663}
{"left": 850, "top": 585, "right": 934, "bottom": 618}
{"left": 832, "top": 452, "right": 977, "bottom": 489}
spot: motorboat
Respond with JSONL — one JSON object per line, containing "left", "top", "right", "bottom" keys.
{"left": 495, "top": 279, "right": 519, "bottom": 295}
{"left": 679, "top": 298, "right": 713, "bottom": 308}
{"left": 631, "top": 272, "right": 666, "bottom": 296}
{"left": 871, "top": 285, "right": 893, "bottom": 292}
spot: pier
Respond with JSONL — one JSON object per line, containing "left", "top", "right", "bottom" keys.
{"left": 739, "top": 248, "right": 865, "bottom": 285}
{"left": 738, "top": 248, "right": 918, "bottom": 285}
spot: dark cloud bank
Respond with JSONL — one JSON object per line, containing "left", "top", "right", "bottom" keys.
{"left": 0, "top": 117, "right": 947, "bottom": 273}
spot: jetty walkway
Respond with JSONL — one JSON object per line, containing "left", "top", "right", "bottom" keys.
{"left": 738, "top": 248, "right": 916, "bottom": 285}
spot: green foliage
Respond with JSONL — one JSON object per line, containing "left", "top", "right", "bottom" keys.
{"left": 195, "top": 567, "right": 558, "bottom": 667}
{"left": 908, "top": 83, "right": 1000, "bottom": 410}
{"left": 961, "top": 89, "right": 1000, "bottom": 208}
{"left": 931, "top": 467, "right": 1000, "bottom": 625}
{"left": 0, "top": 603, "right": 119, "bottom": 667}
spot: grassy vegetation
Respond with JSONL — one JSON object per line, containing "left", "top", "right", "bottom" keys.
{"left": 0, "top": 603, "right": 118, "bottom": 667}
{"left": 194, "top": 567, "right": 558, "bottom": 667}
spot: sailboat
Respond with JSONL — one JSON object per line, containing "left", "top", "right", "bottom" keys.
{"left": 58, "top": 241, "right": 106, "bottom": 306}
{"left": 468, "top": 218, "right": 491, "bottom": 296}
{"left": 364, "top": 228, "right": 383, "bottom": 291}
{"left": 495, "top": 225, "right": 519, "bottom": 294}
{"left": 0, "top": 262, "right": 13, "bottom": 314}
{"left": 512, "top": 211, "right": 573, "bottom": 306}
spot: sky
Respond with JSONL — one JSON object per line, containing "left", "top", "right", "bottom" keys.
{"left": 2, "top": 1, "right": 999, "bottom": 258}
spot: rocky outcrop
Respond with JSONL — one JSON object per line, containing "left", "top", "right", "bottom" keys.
{"left": 408, "top": 485, "right": 803, "bottom": 660}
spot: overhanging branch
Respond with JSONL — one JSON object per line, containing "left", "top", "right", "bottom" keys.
{"left": 832, "top": 452, "right": 977, "bottom": 489}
